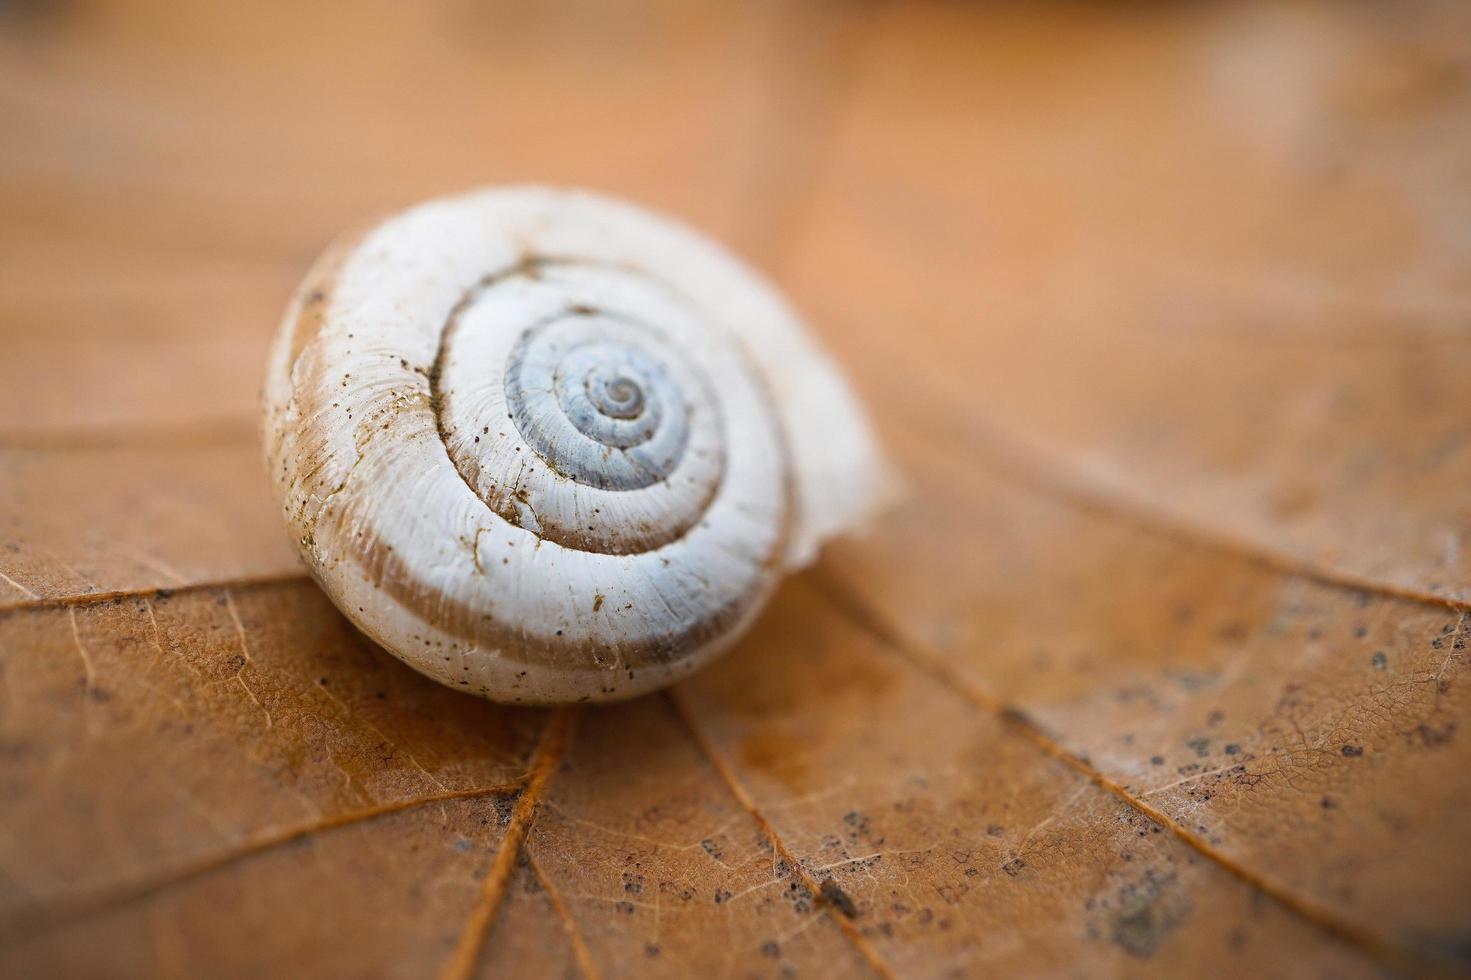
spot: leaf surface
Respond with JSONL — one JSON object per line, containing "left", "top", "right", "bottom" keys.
{"left": 1, "top": 1, "right": 1468, "bottom": 976}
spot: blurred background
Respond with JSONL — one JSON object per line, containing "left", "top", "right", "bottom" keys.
{"left": 4, "top": 1, "right": 1471, "bottom": 976}
{"left": 4, "top": 0, "right": 1471, "bottom": 598}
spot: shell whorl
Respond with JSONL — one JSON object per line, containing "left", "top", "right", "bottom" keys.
{"left": 434, "top": 259, "right": 731, "bottom": 556}
{"left": 263, "top": 187, "right": 886, "bottom": 704}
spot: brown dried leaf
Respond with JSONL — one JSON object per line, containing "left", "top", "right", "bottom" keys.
{"left": 2, "top": 1, "right": 1468, "bottom": 977}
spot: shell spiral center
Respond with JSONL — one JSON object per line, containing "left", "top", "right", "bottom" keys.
{"left": 435, "top": 260, "right": 727, "bottom": 555}
{"left": 503, "top": 315, "right": 693, "bottom": 491}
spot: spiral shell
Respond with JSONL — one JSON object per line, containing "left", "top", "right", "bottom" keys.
{"left": 263, "top": 186, "right": 890, "bottom": 704}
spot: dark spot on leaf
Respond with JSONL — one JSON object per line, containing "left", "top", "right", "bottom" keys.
{"left": 819, "top": 878, "right": 858, "bottom": 918}
{"left": 1109, "top": 871, "right": 1189, "bottom": 959}
{"left": 1407, "top": 722, "right": 1455, "bottom": 748}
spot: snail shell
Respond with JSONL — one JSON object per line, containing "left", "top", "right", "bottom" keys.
{"left": 263, "top": 186, "right": 891, "bottom": 704}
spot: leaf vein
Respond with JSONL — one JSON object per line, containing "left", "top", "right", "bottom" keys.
{"left": 438, "top": 707, "right": 578, "bottom": 980}
{"left": 810, "top": 568, "right": 1430, "bottom": 976}
{"left": 0, "top": 781, "right": 524, "bottom": 946}
{"left": 664, "top": 690, "right": 895, "bottom": 980}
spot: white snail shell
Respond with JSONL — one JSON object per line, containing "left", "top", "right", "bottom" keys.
{"left": 263, "top": 186, "right": 891, "bottom": 704}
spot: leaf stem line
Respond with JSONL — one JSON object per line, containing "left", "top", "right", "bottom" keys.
{"left": 913, "top": 403, "right": 1471, "bottom": 619}
{"left": 0, "top": 781, "right": 524, "bottom": 947}
{"left": 0, "top": 569, "right": 311, "bottom": 617}
{"left": 527, "top": 851, "right": 601, "bottom": 980}
{"left": 664, "top": 690, "right": 896, "bottom": 980}
{"left": 809, "top": 568, "right": 1428, "bottom": 977}
{"left": 439, "top": 707, "right": 578, "bottom": 980}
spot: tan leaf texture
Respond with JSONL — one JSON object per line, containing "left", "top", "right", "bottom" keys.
{"left": 2, "top": 1, "right": 1468, "bottom": 976}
